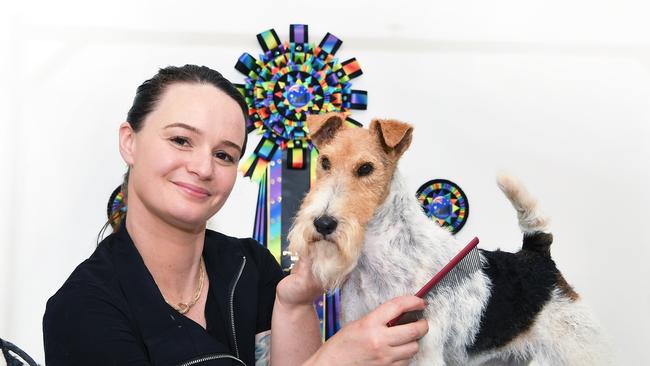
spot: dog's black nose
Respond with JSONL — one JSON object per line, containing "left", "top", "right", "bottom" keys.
{"left": 313, "top": 215, "right": 338, "bottom": 236}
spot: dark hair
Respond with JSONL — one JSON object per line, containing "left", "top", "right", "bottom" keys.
{"left": 127, "top": 64, "right": 249, "bottom": 142}
{"left": 101, "top": 64, "right": 249, "bottom": 238}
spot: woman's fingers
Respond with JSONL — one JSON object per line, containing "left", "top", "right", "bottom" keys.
{"left": 367, "top": 296, "right": 426, "bottom": 325}
{"left": 275, "top": 255, "right": 325, "bottom": 307}
{"left": 312, "top": 296, "right": 428, "bottom": 366}
{"left": 392, "top": 361, "right": 412, "bottom": 366}
{"left": 292, "top": 258, "right": 323, "bottom": 293}
{"left": 389, "top": 341, "right": 421, "bottom": 363}
{"left": 386, "top": 318, "right": 428, "bottom": 347}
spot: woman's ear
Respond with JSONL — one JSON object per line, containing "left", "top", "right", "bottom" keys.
{"left": 119, "top": 122, "right": 136, "bottom": 166}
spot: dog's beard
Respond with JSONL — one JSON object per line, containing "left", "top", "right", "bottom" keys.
{"left": 311, "top": 239, "right": 356, "bottom": 290}
{"left": 288, "top": 219, "right": 364, "bottom": 291}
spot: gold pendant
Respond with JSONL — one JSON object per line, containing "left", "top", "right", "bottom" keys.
{"left": 177, "top": 303, "right": 190, "bottom": 314}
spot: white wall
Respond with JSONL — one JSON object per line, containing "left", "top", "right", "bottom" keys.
{"left": 1, "top": 0, "right": 648, "bottom": 364}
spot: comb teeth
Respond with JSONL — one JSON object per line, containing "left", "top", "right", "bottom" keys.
{"left": 388, "top": 237, "right": 481, "bottom": 327}
{"left": 438, "top": 247, "right": 482, "bottom": 289}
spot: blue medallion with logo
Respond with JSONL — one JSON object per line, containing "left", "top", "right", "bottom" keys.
{"left": 416, "top": 179, "right": 469, "bottom": 234}
{"left": 287, "top": 84, "right": 311, "bottom": 108}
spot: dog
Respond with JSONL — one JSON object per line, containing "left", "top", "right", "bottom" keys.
{"left": 288, "top": 112, "right": 609, "bottom": 365}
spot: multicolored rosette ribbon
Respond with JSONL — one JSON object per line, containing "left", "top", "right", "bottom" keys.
{"left": 236, "top": 24, "right": 366, "bottom": 182}
{"left": 416, "top": 179, "right": 469, "bottom": 234}
{"left": 107, "top": 185, "right": 127, "bottom": 230}
{"left": 234, "top": 24, "right": 367, "bottom": 340}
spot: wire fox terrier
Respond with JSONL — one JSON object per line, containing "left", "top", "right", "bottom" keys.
{"left": 288, "top": 112, "right": 608, "bottom": 365}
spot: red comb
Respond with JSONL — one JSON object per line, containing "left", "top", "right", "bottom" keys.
{"left": 387, "top": 237, "right": 480, "bottom": 327}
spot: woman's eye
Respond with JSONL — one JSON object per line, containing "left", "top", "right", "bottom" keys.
{"left": 170, "top": 136, "right": 190, "bottom": 147}
{"left": 214, "top": 151, "right": 234, "bottom": 163}
{"left": 321, "top": 157, "right": 331, "bottom": 171}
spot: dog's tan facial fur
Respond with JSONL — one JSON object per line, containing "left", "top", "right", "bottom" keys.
{"left": 287, "top": 113, "right": 413, "bottom": 289}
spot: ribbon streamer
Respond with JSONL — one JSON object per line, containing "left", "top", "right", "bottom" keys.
{"left": 235, "top": 24, "right": 367, "bottom": 340}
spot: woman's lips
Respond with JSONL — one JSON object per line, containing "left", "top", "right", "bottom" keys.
{"left": 173, "top": 181, "right": 211, "bottom": 199}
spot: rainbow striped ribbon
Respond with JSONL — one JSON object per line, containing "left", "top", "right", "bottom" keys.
{"left": 235, "top": 24, "right": 368, "bottom": 341}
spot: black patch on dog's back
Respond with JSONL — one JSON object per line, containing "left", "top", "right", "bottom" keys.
{"left": 468, "top": 247, "right": 559, "bottom": 353}
{"left": 522, "top": 232, "right": 553, "bottom": 258}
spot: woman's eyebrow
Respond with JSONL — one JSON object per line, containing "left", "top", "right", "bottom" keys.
{"left": 164, "top": 122, "right": 202, "bottom": 134}
{"left": 220, "top": 140, "right": 243, "bottom": 155}
{"left": 164, "top": 122, "right": 242, "bottom": 154}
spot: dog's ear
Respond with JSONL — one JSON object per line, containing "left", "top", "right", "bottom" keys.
{"left": 370, "top": 119, "right": 413, "bottom": 157}
{"left": 307, "top": 112, "right": 346, "bottom": 148}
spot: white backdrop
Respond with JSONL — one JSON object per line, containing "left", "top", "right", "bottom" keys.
{"left": 1, "top": 1, "right": 649, "bottom": 364}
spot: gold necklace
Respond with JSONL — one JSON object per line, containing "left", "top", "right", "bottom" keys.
{"left": 165, "top": 256, "right": 205, "bottom": 314}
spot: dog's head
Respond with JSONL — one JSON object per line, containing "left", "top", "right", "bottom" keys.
{"left": 288, "top": 112, "right": 413, "bottom": 290}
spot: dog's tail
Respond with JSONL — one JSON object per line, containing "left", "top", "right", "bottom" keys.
{"left": 497, "top": 173, "right": 553, "bottom": 257}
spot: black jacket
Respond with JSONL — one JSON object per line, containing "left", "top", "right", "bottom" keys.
{"left": 43, "top": 224, "right": 284, "bottom": 366}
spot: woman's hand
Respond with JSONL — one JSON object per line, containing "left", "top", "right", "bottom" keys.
{"left": 275, "top": 256, "right": 324, "bottom": 308}
{"left": 306, "top": 296, "right": 429, "bottom": 366}
{"left": 271, "top": 256, "right": 324, "bottom": 365}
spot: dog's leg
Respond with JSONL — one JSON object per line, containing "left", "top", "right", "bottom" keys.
{"left": 412, "top": 325, "right": 446, "bottom": 366}
{"left": 526, "top": 293, "right": 611, "bottom": 366}
{"left": 479, "top": 358, "right": 531, "bottom": 366}
{"left": 530, "top": 325, "right": 611, "bottom": 366}
{"left": 410, "top": 303, "right": 455, "bottom": 366}
{"left": 339, "top": 279, "right": 371, "bottom": 325}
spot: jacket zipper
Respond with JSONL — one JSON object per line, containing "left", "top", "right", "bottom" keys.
{"left": 176, "top": 256, "right": 247, "bottom": 366}
{"left": 177, "top": 353, "right": 246, "bottom": 366}
{"left": 230, "top": 256, "right": 246, "bottom": 359}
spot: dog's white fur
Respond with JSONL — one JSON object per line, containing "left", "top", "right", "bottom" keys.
{"left": 289, "top": 114, "right": 609, "bottom": 365}
{"left": 288, "top": 173, "right": 365, "bottom": 290}
{"left": 345, "top": 172, "right": 607, "bottom": 364}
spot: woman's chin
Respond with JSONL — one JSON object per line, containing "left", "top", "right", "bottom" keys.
{"left": 161, "top": 210, "right": 212, "bottom": 233}
{"left": 149, "top": 193, "right": 224, "bottom": 232}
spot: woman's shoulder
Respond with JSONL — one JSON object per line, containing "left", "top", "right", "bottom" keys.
{"left": 64, "top": 234, "right": 121, "bottom": 284}
{"left": 42, "top": 233, "right": 147, "bottom": 365}
{"left": 45, "top": 233, "right": 126, "bottom": 316}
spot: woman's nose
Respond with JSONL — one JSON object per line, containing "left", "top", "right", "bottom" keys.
{"left": 186, "top": 151, "right": 213, "bottom": 179}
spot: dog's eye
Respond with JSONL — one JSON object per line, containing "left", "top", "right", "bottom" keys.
{"left": 356, "top": 163, "right": 374, "bottom": 177}
{"left": 321, "top": 157, "right": 331, "bottom": 171}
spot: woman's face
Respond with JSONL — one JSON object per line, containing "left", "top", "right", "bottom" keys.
{"left": 120, "top": 82, "right": 246, "bottom": 231}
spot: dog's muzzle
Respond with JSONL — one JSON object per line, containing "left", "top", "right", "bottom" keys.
{"left": 313, "top": 215, "right": 338, "bottom": 236}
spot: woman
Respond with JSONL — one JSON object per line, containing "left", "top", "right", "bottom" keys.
{"left": 43, "top": 65, "right": 428, "bottom": 366}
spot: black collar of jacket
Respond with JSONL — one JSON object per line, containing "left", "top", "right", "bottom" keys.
{"left": 110, "top": 223, "right": 256, "bottom": 366}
